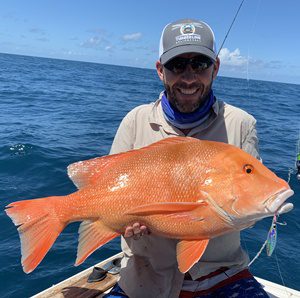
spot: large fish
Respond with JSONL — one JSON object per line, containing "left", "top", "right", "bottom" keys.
{"left": 5, "top": 137, "right": 294, "bottom": 274}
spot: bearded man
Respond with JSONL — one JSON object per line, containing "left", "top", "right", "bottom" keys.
{"left": 104, "top": 18, "right": 269, "bottom": 298}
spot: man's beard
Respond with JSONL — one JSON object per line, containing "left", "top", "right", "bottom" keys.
{"left": 164, "top": 81, "right": 213, "bottom": 113}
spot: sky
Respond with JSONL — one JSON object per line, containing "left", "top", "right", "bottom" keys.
{"left": 1, "top": 0, "right": 300, "bottom": 84}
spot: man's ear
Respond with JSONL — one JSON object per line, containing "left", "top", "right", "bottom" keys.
{"left": 212, "top": 57, "right": 220, "bottom": 80}
{"left": 156, "top": 60, "right": 164, "bottom": 81}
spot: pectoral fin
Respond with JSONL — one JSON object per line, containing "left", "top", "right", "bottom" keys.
{"left": 176, "top": 239, "right": 209, "bottom": 273}
{"left": 125, "top": 201, "right": 207, "bottom": 216}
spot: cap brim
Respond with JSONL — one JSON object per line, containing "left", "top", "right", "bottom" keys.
{"left": 160, "top": 45, "right": 217, "bottom": 65}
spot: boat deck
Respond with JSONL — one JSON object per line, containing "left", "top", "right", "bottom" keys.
{"left": 31, "top": 252, "right": 300, "bottom": 298}
{"left": 31, "top": 253, "right": 122, "bottom": 298}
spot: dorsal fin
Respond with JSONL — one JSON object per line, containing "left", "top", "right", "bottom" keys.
{"left": 67, "top": 154, "right": 128, "bottom": 189}
{"left": 68, "top": 137, "right": 196, "bottom": 189}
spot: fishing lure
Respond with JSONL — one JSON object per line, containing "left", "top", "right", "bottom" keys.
{"left": 266, "top": 213, "right": 287, "bottom": 257}
{"left": 266, "top": 214, "right": 278, "bottom": 256}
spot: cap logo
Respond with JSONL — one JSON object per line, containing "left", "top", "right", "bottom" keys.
{"left": 172, "top": 22, "right": 203, "bottom": 44}
{"left": 180, "top": 24, "right": 195, "bottom": 35}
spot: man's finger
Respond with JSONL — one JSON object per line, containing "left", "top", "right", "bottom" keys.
{"left": 124, "top": 226, "right": 134, "bottom": 238}
{"left": 140, "top": 225, "right": 150, "bottom": 235}
{"left": 132, "top": 223, "right": 141, "bottom": 235}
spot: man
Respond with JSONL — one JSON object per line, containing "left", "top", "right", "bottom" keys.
{"left": 104, "top": 19, "right": 269, "bottom": 298}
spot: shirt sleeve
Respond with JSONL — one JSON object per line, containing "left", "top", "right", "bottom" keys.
{"left": 110, "top": 112, "right": 135, "bottom": 155}
{"left": 241, "top": 118, "right": 261, "bottom": 161}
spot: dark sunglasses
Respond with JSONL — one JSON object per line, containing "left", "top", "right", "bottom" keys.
{"left": 164, "top": 55, "right": 214, "bottom": 74}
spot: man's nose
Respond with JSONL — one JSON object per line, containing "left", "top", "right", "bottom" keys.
{"left": 180, "top": 65, "right": 198, "bottom": 82}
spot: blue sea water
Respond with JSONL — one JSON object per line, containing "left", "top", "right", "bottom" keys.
{"left": 0, "top": 53, "right": 299, "bottom": 298}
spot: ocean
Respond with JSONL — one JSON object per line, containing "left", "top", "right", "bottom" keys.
{"left": 0, "top": 53, "right": 299, "bottom": 298}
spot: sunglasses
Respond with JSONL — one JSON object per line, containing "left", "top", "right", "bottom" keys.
{"left": 164, "top": 55, "right": 214, "bottom": 74}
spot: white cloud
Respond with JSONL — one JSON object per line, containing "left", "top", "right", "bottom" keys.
{"left": 219, "top": 48, "right": 285, "bottom": 71}
{"left": 219, "top": 48, "right": 248, "bottom": 66}
{"left": 80, "top": 36, "right": 101, "bottom": 48}
{"left": 122, "top": 32, "right": 142, "bottom": 41}
{"left": 62, "top": 50, "right": 86, "bottom": 57}
{"left": 217, "top": 48, "right": 291, "bottom": 82}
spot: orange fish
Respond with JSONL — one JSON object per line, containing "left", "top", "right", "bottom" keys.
{"left": 5, "top": 137, "right": 294, "bottom": 274}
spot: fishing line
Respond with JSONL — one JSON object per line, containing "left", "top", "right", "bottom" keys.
{"left": 217, "top": 0, "right": 246, "bottom": 57}
{"left": 240, "top": 0, "right": 261, "bottom": 262}
{"left": 287, "top": 168, "right": 294, "bottom": 184}
{"left": 238, "top": 0, "right": 263, "bottom": 267}
{"left": 248, "top": 214, "right": 287, "bottom": 267}
{"left": 246, "top": 0, "right": 262, "bottom": 100}
{"left": 285, "top": 127, "right": 300, "bottom": 183}
{"left": 274, "top": 250, "right": 290, "bottom": 297}
{"left": 247, "top": 239, "right": 267, "bottom": 267}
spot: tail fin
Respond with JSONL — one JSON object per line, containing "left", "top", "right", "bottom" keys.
{"left": 5, "top": 197, "right": 65, "bottom": 273}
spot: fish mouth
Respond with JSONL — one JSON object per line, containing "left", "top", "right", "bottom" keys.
{"left": 265, "top": 189, "right": 294, "bottom": 214}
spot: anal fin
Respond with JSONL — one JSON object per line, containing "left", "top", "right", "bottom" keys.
{"left": 176, "top": 239, "right": 209, "bottom": 273}
{"left": 75, "top": 220, "right": 119, "bottom": 266}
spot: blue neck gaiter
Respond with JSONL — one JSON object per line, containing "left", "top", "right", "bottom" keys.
{"left": 161, "top": 90, "right": 215, "bottom": 129}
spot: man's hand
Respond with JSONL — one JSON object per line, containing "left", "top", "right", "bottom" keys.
{"left": 124, "top": 223, "right": 150, "bottom": 239}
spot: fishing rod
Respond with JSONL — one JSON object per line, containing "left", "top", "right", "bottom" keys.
{"left": 217, "top": 0, "right": 246, "bottom": 57}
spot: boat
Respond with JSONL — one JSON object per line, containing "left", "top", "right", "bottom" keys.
{"left": 31, "top": 252, "right": 123, "bottom": 298}
{"left": 31, "top": 252, "right": 300, "bottom": 298}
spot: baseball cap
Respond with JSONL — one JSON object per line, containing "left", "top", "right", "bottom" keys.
{"left": 159, "top": 19, "right": 217, "bottom": 65}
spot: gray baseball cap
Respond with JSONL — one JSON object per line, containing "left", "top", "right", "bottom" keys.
{"left": 159, "top": 19, "right": 217, "bottom": 65}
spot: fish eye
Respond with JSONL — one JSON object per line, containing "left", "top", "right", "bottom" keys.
{"left": 243, "top": 164, "right": 254, "bottom": 174}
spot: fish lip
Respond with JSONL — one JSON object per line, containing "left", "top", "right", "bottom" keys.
{"left": 265, "top": 189, "right": 294, "bottom": 214}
